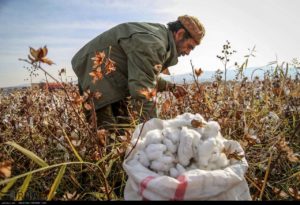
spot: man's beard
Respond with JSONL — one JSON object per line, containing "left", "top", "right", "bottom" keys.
{"left": 176, "top": 38, "right": 186, "bottom": 57}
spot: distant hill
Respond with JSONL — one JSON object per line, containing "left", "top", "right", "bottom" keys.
{"left": 161, "top": 66, "right": 298, "bottom": 84}
{"left": 1, "top": 66, "right": 298, "bottom": 90}
{"left": 1, "top": 83, "right": 30, "bottom": 89}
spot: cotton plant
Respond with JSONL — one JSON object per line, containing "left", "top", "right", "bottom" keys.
{"left": 260, "top": 111, "right": 280, "bottom": 124}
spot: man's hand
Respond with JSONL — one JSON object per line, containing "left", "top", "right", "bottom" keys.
{"left": 173, "top": 85, "right": 188, "bottom": 98}
{"left": 168, "top": 83, "right": 187, "bottom": 98}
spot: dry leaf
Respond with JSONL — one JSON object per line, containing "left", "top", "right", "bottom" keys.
{"left": 195, "top": 68, "right": 203, "bottom": 77}
{"left": 192, "top": 92, "right": 202, "bottom": 101}
{"left": 191, "top": 119, "right": 205, "bottom": 128}
{"left": 0, "top": 160, "right": 12, "bottom": 178}
{"left": 244, "top": 133, "right": 259, "bottom": 145}
{"left": 240, "top": 140, "right": 248, "bottom": 148}
{"left": 71, "top": 92, "right": 83, "bottom": 106}
{"left": 71, "top": 140, "right": 81, "bottom": 147}
{"left": 105, "top": 58, "right": 116, "bottom": 74}
{"left": 161, "top": 99, "right": 171, "bottom": 113}
{"left": 94, "top": 91, "right": 102, "bottom": 100}
{"left": 225, "top": 150, "right": 244, "bottom": 161}
{"left": 139, "top": 88, "right": 157, "bottom": 100}
{"left": 59, "top": 68, "right": 66, "bottom": 76}
{"left": 28, "top": 54, "right": 36, "bottom": 63}
{"left": 154, "top": 64, "right": 162, "bottom": 73}
{"left": 116, "top": 147, "right": 125, "bottom": 155}
{"left": 97, "top": 129, "right": 106, "bottom": 146}
{"left": 92, "top": 151, "right": 101, "bottom": 161}
{"left": 89, "top": 68, "right": 103, "bottom": 84}
{"left": 41, "top": 46, "right": 48, "bottom": 57}
{"left": 41, "top": 57, "right": 55, "bottom": 65}
{"left": 63, "top": 191, "right": 77, "bottom": 200}
{"left": 287, "top": 187, "right": 300, "bottom": 200}
{"left": 83, "top": 102, "right": 92, "bottom": 111}
{"left": 91, "top": 51, "right": 105, "bottom": 69}
{"left": 272, "top": 187, "right": 289, "bottom": 199}
{"left": 218, "top": 117, "right": 230, "bottom": 127}
{"left": 28, "top": 46, "right": 54, "bottom": 65}
{"left": 287, "top": 153, "right": 299, "bottom": 163}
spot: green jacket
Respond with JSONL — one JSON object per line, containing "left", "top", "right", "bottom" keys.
{"left": 71, "top": 22, "right": 178, "bottom": 118}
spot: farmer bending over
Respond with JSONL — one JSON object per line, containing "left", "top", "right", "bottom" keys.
{"left": 71, "top": 15, "right": 205, "bottom": 128}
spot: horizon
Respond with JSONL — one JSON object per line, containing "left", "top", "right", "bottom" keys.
{"left": 0, "top": 0, "right": 300, "bottom": 87}
{"left": 2, "top": 65, "right": 298, "bottom": 89}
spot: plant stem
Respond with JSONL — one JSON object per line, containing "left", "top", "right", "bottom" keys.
{"left": 259, "top": 151, "right": 273, "bottom": 200}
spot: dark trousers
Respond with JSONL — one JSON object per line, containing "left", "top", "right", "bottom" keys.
{"left": 83, "top": 100, "right": 131, "bottom": 132}
{"left": 78, "top": 83, "right": 130, "bottom": 129}
{"left": 94, "top": 100, "right": 131, "bottom": 129}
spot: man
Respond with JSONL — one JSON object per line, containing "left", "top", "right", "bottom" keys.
{"left": 71, "top": 15, "right": 205, "bottom": 128}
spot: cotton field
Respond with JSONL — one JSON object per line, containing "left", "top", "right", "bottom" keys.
{"left": 1, "top": 68, "right": 300, "bottom": 200}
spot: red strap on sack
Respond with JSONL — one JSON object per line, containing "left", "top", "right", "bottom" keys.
{"left": 140, "top": 176, "right": 155, "bottom": 200}
{"left": 139, "top": 175, "right": 188, "bottom": 201}
{"left": 173, "top": 175, "right": 188, "bottom": 200}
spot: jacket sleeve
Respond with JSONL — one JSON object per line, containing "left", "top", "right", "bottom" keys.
{"left": 119, "top": 33, "right": 170, "bottom": 119}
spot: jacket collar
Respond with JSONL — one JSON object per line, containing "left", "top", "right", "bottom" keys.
{"left": 164, "top": 30, "right": 178, "bottom": 68}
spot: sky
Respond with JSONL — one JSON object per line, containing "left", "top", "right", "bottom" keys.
{"left": 0, "top": 0, "right": 299, "bottom": 87}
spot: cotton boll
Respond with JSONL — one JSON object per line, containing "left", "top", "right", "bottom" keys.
{"left": 202, "top": 121, "right": 221, "bottom": 140}
{"left": 57, "top": 143, "right": 66, "bottom": 151}
{"left": 192, "top": 140, "right": 201, "bottom": 162}
{"left": 175, "top": 112, "right": 195, "bottom": 121}
{"left": 216, "top": 153, "right": 230, "bottom": 168}
{"left": 79, "top": 146, "right": 86, "bottom": 157}
{"left": 268, "top": 112, "right": 277, "bottom": 122}
{"left": 186, "top": 162, "right": 198, "bottom": 171}
{"left": 163, "top": 138, "right": 177, "bottom": 153}
{"left": 150, "top": 160, "right": 170, "bottom": 172}
{"left": 191, "top": 131, "right": 203, "bottom": 161}
{"left": 194, "top": 113, "right": 206, "bottom": 123}
{"left": 164, "top": 119, "right": 189, "bottom": 128}
{"left": 164, "top": 114, "right": 192, "bottom": 128}
{"left": 155, "top": 155, "right": 175, "bottom": 172}
{"left": 178, "top": 127, "right": 194, "bottom": 166}
{"left": 176, "top": 163, "right": 186, "bottom": 175}
{"left": 191, "top": 117, "right": 208, "bottom": 136}
{"left": 58, "top": 135, "right": 65, "bottom": 142}
{"left": 197, "top": 138, "right": 217, "bottom": 168}
{"left": 206, "top": 162, "right": 218, "bottom": 170}
{"left": 198, "top": 165, "right": 209, "bottom": 170}
{"left": 207, "top": 153, "right": 229, "bottom": 170}
{"left": 165, "top": 151, "right": 177, "bottom": 163}
{"left": 145, "top": 143, "right": 167, "bottom": 152}
{"left": 71, "top": 140, "right": 81, "bottom": 147}
{"left": 189, "top": 128, "right": 202, "bottom": 147}
{"left": 146, "top": 151, "right": 163, "bottom": 161}
{"left": 215, "top": 132, "right": 226, "bottom": 144}
{"left": 70, "top": 130, "right": 80, "bottom": 140}
{"left": 145, "top": 144, "right": 166, "bottom": 160}
{"left": 283, "top": 86, "right": 290, "bottom": 96}
{"left": 193, "top": 127, "right": 205, "bottom": 136}
{"left": 64, "top": 152, "right": 70, "bottom": 161}
{"left": 136, "top": 150, "right": 150, "bottom": 167}
{"left": 170, "top": 167, "right": 179, "bottom": 178}
{"left": 140, "top": 129, "right": 163, "bottom": 149}
{"left": 188, "top": 128, "right": 202, "bottom": 140}
{"left": 159, "top": 155, "right": 174, "bottom": 164}
{"left": 162, "top": 127, "right": 180, "bottom": 144}
{"left": 208, "top": 146, "right": 221, "bottom": 163}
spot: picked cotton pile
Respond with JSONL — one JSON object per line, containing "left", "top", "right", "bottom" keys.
{"left": 131, "top": 113, "right": 230, "bottom": 178}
